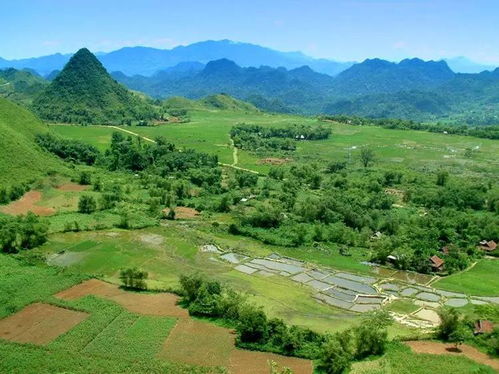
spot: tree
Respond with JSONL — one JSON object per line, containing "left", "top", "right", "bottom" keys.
{"left": 436, "top": 170, "right": 449, "bottom": 186}
{"left": 449, "top": 324, "right": 471, "bottom": 351}
{"left": 359, "top": 148, "right": 375, "bottom": 168}
{"left": 78, "top": 195, "right": 97, "bottom": 214}
{"left": 79, "top": 171, "right": 92, "bottom": 185}
{"left": 354, "top": 310, "right": 392, "bottom": 359}
{"left": 437, "top": 307, "right": 461, "bottom": 340}
{"left": 237, "top": 306, "right": 269, "bottom": 343}
{"left": 318, "top": 332, "right": 353, "bottom": 374}
{"left": 119, "top": 267, "right": 148, "bottom": 290}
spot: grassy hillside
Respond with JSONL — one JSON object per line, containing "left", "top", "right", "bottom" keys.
{"left": 0, "top": 68, "right": 48, "bottom": 106}
{"left": 0, "top": 97, "right": 64, "bottom": 187}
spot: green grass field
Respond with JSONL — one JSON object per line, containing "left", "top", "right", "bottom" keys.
{"left": 433, "top": 259, "right": 499, "bottom": 296}
{"left": 49, "top": 109, "right": 499, "bottom": 176}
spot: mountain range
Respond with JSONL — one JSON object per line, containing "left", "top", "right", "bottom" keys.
{"left": 2, "top": 45, "right": 499, "bottom": 124}
{"left": 1, "top": 40, "right": 496, "bottom": 78}
{"left": 0, "top": 40, "right": 353, "bottom": 77}
{"left": 108, "top": 56, "right": 499, "bottom": 123}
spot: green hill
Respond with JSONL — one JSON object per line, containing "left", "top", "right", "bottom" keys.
{"left": 0, "top": 68, "right": 48, "bottom": 106}
{"left": 0, "top": 97, "right": 64, "bottom": 187}
{"left": 198, "top": 93, "right": 259, "bottom": 112}
{"left": 32, "top": 48, "right": 158, "bottom": 125}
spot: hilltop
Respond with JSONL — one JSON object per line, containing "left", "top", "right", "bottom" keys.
{"left": 0, "top": 68, "right": 48, "bottom": 105}
{"left": 32, "top": 48, "right": 158, "bottom": 125}
{"left": 0, "top": 97, "right": 64, "bottom": 187}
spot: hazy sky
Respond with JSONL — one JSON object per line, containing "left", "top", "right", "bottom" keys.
{"left": 2, "top": 0, "right": 499, "bottom": 63}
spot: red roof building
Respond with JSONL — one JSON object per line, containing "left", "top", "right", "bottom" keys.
{"left": 430, "top": 255, "right": 445, "bottom": 271}
{"left": 479, "top": 240, "right": 497, "bottom": 252}
{"left": 474, "top": 320, "right": 494, "bottom": 335}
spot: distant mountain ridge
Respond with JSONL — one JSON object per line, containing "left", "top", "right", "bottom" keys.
{"left": 0, "top": 40, "right": 353, "bottom": 77}
{"left": 111, "top": 56, "right": 459, "bottom": 113}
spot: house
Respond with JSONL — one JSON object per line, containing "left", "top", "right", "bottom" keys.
{"left": 371, "top": 231, "right": 382, "bottom": 240}
{"left": 386, "top": 255, "right": 398, "bottom": 264}
{"left": 440, "top": 246, "right": 450, "bottom": 255}
{"left": 429, "top": 255, "right": 445, "bottom": 271}
{"left": 474, "top": 320, "right": 494, "bottom": 335}
{"left": 479, "top": 240, "right": 497, "bottom": 252}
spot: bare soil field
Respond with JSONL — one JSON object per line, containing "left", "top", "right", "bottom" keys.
{"left": 166, "top": 206, "right": 201, "bottom": 219}
{"left": 229, "top": 349, "right": 313, "bottom": 374}
{"left": 159, "top": 318, "right": 235, "bottom": 367}
{"left": 0, "top": 190, "right": 55, "bottom": 216}
{"left": 405, "top": 340, "right": 499, "bottom": 370}
{"left": 0, "top": 303, "right": 88, "bottom": 345}
{"left": 258, "top": 157, "right": 291, "bottom": 165}
{"left": 56, "top": 183, "right": 89, "bottom": 192}
{"left": 56, "top": 279, "right": 188, "bottom": 318}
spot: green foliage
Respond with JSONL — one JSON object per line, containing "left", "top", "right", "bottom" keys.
{"left": 0, "top": 68, "right": 48, "bottom": 106}
{"left": 36, "top": 133, "right": 100, "bottom": 165}
{"left": 0, "top": 213, "right": 48, "bottom": 253}
{"left": 230, "top": 123, "right": 331, "bottom": 152}
{"left": 119, "top": 267, "right": 148, "bottom": 290}
{"left": 353, "top": 310, "right": 392, "bottom": 359}
{"left": 437, "top": 307, "right": 462, "bottom": 340}
{"left": 359, "top": 148, "right": 375, "bottom": 168}
{"left": 78, "top": 195, "right": 97, "bottom": 214}
{"left": 32, "top": 48, "right": 159, "bottom": 125}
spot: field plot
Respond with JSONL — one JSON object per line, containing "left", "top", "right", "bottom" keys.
{"left": 405, "top": 341, "right": 499, "bottom": 371}
{"left": 57, "top": 279, "right": 188, "bottom": 317}
{"left": 159, "top": 318, "right": 235, "bottom": 367}
{"left": 433, "top": 259, "right": 499, "bottom": 296}
{"left": 0, "top": 303, "right": 88, "bottom": 345}
{"left": 0, "top": 190, "right": 54, "bottom": 216}
{"left": 229, "top": 349, "right": 313, "bottom": 374}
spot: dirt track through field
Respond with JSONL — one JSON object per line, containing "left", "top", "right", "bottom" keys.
{"left": 0, "top": 303, "right": 88, "bottom": 345}
{"left": 55, "top": 279, "right": 188, "bottom": 318}
{"left": 405, "top": 340, "right": 499, "bottom": 370}
{"left": 0, "top": 190, "right": 55, "bottom": 216}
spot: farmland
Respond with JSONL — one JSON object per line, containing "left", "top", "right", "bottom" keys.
{"left": 2, "top": 104, "right": 498, "bottom": 373}
{"left": 50, "top": 108, "right": 499, "bottom": 176}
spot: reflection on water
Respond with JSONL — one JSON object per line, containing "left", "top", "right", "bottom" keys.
{"left": 369, "top": 265, "right": 434, "bottom": 285}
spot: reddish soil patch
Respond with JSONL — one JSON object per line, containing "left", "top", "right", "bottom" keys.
{"left": 0, "top": 303, "right": 88, "bottom": 345}
{"left": 56, "top": 279, "right": 188, "bottom": 318}
{"left": 163, "top": 206, "right": 200, "bottom": 219}
{"left": 258, "top": 157, "right": 292, "bottom": 165}
{"left": 57, "top": 183, "right": 89, "bottom": 192}
{"left": 0, "top": 190, "right": 54, "bottom": 216}
{"left": 159, "top": 318, "right": 235, "bottom": 367}
{"left": 405, "top": 341, "right": 499, "bottom": 370}
{"left": 229, "top": 349, "right": 313, "bottom": 374}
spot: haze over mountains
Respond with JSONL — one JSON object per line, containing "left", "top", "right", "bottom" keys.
{"left": 1, "top": 42, "right": 499, "bottom": 124}
{"left": 0, "top": 40, "right": 496, "bottom": 78}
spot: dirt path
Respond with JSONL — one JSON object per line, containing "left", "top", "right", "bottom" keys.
{"left": 405, "top": 340, "right": 499, "bottom": 370}
{"left": 103, "top": 125, "right": 259, "bottom": 174}
{"left": 229, "top": 138, "right": 239, "bottom": 166}
{"left": 101, "top": 125, "right": 156, "bottom": 143}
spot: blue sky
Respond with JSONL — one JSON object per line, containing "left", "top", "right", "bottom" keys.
{"left": 2, "top": 0, "right": 499, "bottom": 63}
